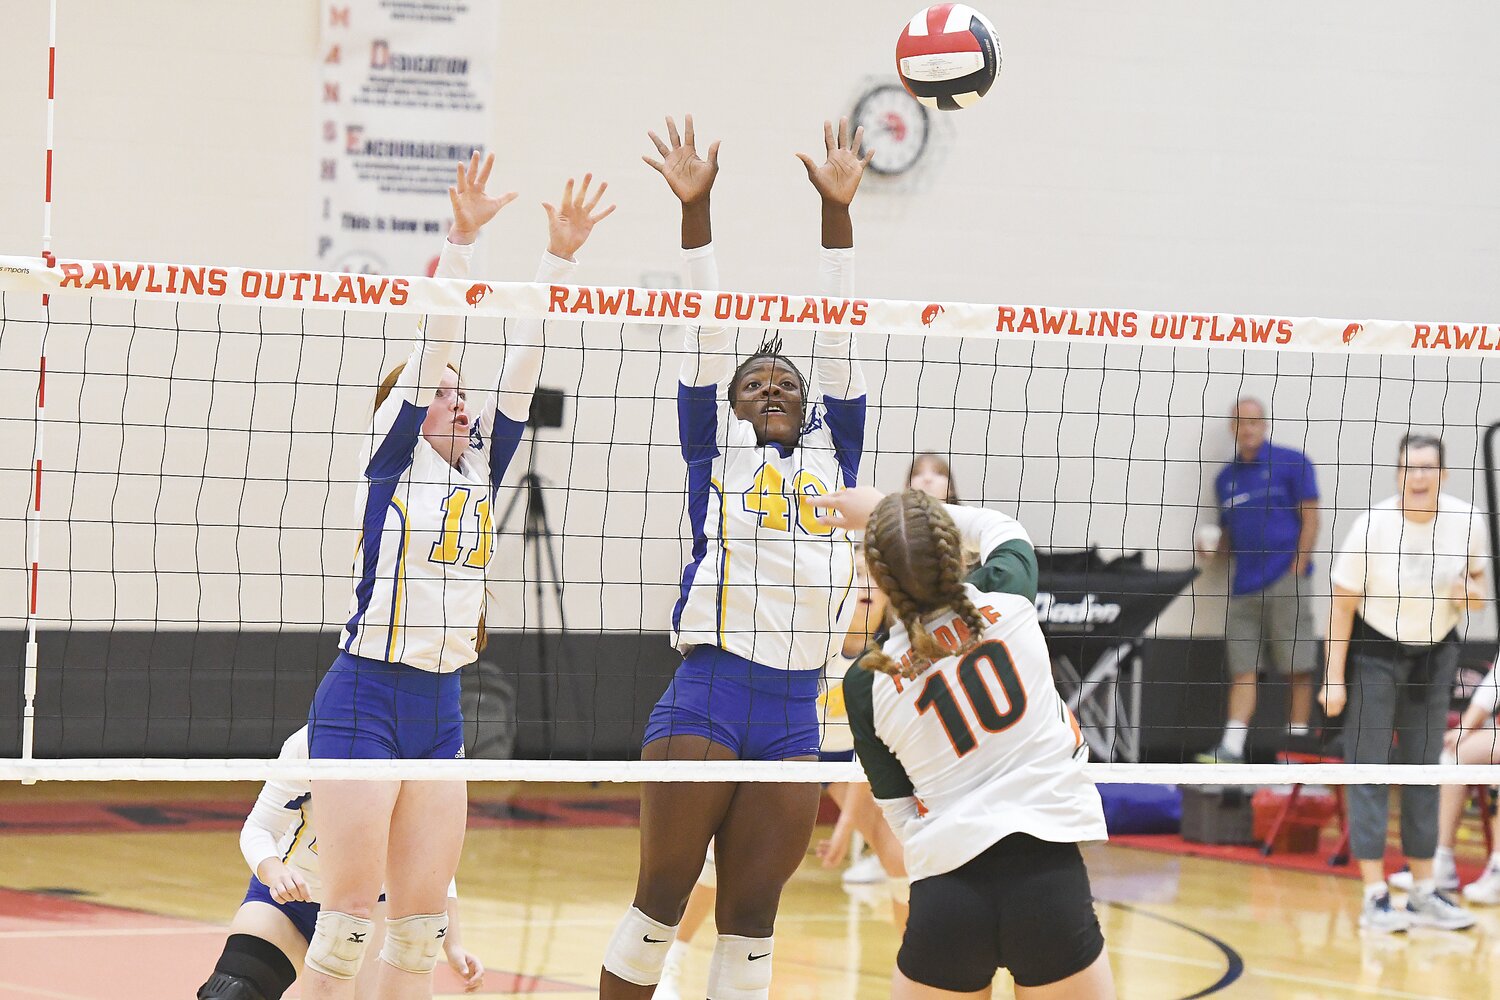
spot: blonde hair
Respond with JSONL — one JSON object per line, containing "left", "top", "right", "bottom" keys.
{"left": 373, "top": 361, "right": 487, "bottom": 654}
{"left": 860, "top": 490, "right": 986, "bottom": 678}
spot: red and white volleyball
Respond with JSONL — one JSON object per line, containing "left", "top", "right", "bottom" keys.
{"left": 896, "top": 4, "right": 1002, "bottom": 111}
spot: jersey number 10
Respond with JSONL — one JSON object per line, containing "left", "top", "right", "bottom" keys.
{"left": 916, "top": 640, "right": 1027, "bottom": 758}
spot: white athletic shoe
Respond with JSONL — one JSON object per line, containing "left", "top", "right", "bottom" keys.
{"left": 1406, "top": 888, "right": 1476, "bottom": 930}
{"left": 1359, "top": 892, "right": 1411, "bottom": 934}
{"left": 842, "top": 852, "right": 887, "bottom": 885}
{"left": 1462, "top": 860, "right": 1500, "bottom": 905}
{"left": 1389, "top": 861, "right": 1459, "bottom": 893}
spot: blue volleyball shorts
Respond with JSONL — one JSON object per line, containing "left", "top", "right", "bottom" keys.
{"left": 308, "top": 651, "right": 464, "bottom": 760}
{"left": 644, "top": 645, "right": 822, "bottom": 761}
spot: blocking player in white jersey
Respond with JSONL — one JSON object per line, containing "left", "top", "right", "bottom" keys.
{"left": 599, "top": 116, "right": 869, "bottom": 1000}
{"left": 822, "top": 487, "right": 1114, "bottom": 1000}
{"left": 304, "top": 153, "right": 614, "bottom": 1000}
{"left": 195, "top": 728, "right": 484, "bottom": 1000}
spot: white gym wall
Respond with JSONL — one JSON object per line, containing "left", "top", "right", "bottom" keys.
{"left": 1, "top": 1, "right": 1496, "bottom": 639}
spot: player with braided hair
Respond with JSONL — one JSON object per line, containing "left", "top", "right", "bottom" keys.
{"left": 599, "top": 115, "right": 870, "bottom": 1000}
{"left": 819, "top": 487, "right": 1114, "bottom": 1000}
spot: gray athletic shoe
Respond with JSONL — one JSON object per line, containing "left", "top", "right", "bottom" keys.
{"left": 1359, "top": 892, "right": 1411, "bottom": 934}
{"left": 1406, "top": 888, "right": 1476, "bottom": 930}
{"left": 1192, "top": 745, "right": 1245, "bottom": 765}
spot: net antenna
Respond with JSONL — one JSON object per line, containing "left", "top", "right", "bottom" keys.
{"left": 21, "top": 0, "right": 59, "bottom": 782}
{"left": 494, "top": 383, "right": 570, "bottom": 756}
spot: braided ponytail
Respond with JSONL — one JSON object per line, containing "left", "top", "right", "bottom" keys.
{"left": 859, "top": 490, "right": 981, "bottom": 679}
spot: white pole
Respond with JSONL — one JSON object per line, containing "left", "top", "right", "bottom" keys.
{"left": 22, "top": 0, "right": 58, "bottom": 780}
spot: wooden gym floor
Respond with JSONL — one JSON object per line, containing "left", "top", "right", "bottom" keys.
{"left": 1, "top": 782, "right": 1498, "bottom": 999}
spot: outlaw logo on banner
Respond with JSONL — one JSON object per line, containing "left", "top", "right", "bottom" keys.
{"left": 316, "top": 0, "right": 499, "bottom": 276}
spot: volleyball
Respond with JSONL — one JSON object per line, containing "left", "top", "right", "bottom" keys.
{"left": 896, "top": 4, "right": 1001, "bottom": 111}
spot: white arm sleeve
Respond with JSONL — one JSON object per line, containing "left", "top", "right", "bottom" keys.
{"left": 876, "top": 795, "right": 924, "bottom": 846}
{"left": 238, "top": 776, "right": 306, "bottom": 876}
{"left": 812, "top": 246, "right": 865, "bottom": 399}
{"left": 406, "top": 239, "right": 476, "bottom": 407}
{"left": 943, "top": 502, "right": 1031, "bottom": 558}
{"left": 493, "top": 251, "right": 577, "bottom": 423}
{"left": 679, "top": 243, "right": 735, "bottom": 387}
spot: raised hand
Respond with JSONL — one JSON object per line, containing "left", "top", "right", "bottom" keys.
{"left": 544, "top": 174, "right": 616, "bottom": 262}
{"left": 797, "top": 117, "right": 874, "bottom": 207}
{"left": 814, "top": 485, "right": 886, "bottom": 532}
{"left": 644, "top": 114, "right": 720, "bottom": 205}
{"left": 448, "top": 151, "right": 519, "bottom": 244}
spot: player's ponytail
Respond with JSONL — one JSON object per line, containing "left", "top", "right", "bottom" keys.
{"left": 860, "top": 490, "right": 979, "bottom": 678}
{"left": 373, "top": 360, "right": 463, "bottom": 413}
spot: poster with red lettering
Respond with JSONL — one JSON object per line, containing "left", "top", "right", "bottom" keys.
{"left": 315, "top": 0, "right": 498, "bottom": 276}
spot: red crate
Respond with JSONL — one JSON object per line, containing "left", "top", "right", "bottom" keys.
{"left": 1252, "top": 787, "right": 1338, "bottom": 855}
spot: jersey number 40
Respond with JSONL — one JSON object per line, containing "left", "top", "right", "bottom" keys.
{"left": 916, "top": 640, "right": 1027, "bottom": 758}
{"left": 742, "top": 463, "right": 834, "bottom": 536}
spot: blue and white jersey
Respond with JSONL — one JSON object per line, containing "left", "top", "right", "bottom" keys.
{"left": 670, "top": 244, "right": 867, "bottom": 671}
{"left": 342, "top": 242, "right": 574, "bottom": 673}
{"left": 239, "top": 727, "right": 319, "bottom": 893}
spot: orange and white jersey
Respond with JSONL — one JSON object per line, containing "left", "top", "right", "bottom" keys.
{"left": 845, "top": 581, "right": 1107, "bottom": 882}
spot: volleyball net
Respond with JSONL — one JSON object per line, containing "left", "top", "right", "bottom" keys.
{"left": 2, "top": 253, "right": 1499, "bottom": 784}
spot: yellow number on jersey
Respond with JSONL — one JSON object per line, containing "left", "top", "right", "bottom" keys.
{"left": 430, "top": 486, "right": 494, "bottom": 569}
{"left": 463, "top": 495, "right": 493, "bottom": 569}
{"left": 743, "top": 464, "right": 792, "bottom": 532}
{"left": 792, "top": 470, "right": 834, "bottom": 536}
{"left": 745, "top": 465, "right": 836, "bottom": 536}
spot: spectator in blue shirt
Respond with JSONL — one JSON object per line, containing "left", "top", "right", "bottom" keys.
{"left": 1195, "top": 397, "right": 1320, "bottom": 763}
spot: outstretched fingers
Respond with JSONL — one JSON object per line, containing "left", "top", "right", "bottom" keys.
{"left": 583, "top": 177, "right": 608, "bottom": 213}
{"left": 476, "top": 151, "right": 494, "bottom": 187}
{"left": 666, "top": 115, "right": 682, "bottom": 149}
{"left": 823, "top": 118, "right": 836, "bottom": 155}
{"left": 837, "top": 116, "right": 850, "bottom": 151}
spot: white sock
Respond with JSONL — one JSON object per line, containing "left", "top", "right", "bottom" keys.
{"left": 1286, "top": 724, "right": 1311, "bottom": 736}
{"left": 1364, "top": 881, "right": 1388, "bottom": 901}
{"left": 664, "top": 939, "right": 690, "bottom": 973}
{"left": 1488, "top": 851, "right": 1500, "bottom": 871}
{"left": 1435, "top": 846, "right": 1454, "bottom": 867}
{"left": 1221, "top": 721, "right": 1248, "bottom": 756}
{"left": 1414, "top": 878, "right": 1436, "bottom": 895}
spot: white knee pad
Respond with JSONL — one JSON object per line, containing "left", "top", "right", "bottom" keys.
{"left": 379, "top": 911, "right": 449, "bottom": 974}
{"left": 602, "top": 906, "right": 678, "bottom": 986}
{"left": 306, "top": 910, "right": 374, "bottom": 980}
{"left": 697, "top": 843, "right": 718, "bottom": 889}
{"left": 706, "top": 934, "right": 773, "bottom": 1000}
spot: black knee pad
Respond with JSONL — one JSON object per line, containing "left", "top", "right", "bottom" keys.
{"left": 198, "top": 933, "right": 298, "bottom": 1000}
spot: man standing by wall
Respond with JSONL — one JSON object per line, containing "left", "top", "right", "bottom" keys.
{"left": 1196, "top": 397, "right": 1320, "bottom": 763}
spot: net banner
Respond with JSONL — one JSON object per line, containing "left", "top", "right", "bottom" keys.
{"left": 2, "top": 254, "right": 1499, "bottom": 357}
{"left": 315, "top": 0, "right": 500, "bottom": 274}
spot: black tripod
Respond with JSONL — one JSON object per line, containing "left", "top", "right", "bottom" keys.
{"left": 494, "top": 390, "right": 569, "bottom": 754}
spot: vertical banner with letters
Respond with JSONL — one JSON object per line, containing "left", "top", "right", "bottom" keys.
{"left": 316, "top": 0, "right": 499, "bottom": 276}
